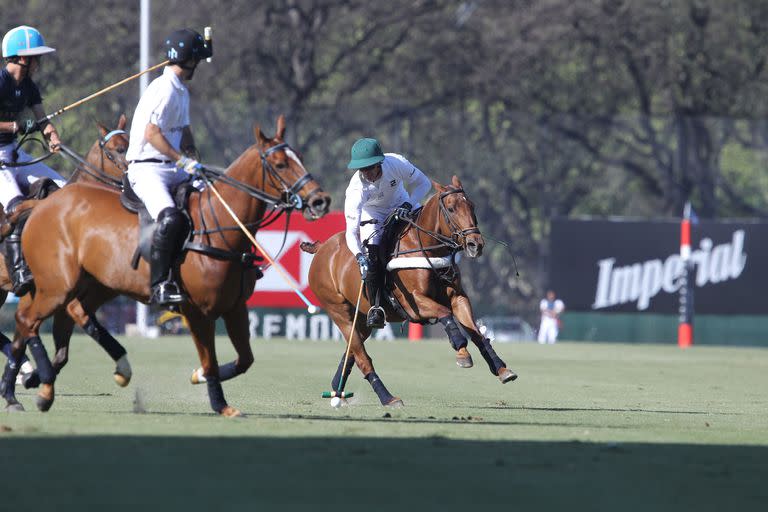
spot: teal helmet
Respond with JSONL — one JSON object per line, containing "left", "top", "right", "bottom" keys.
{"left": 2, "top": 26, "right": 56, "bottom": 58}
{"left": 347, "top": 138, "right": 385, "bottom": 170}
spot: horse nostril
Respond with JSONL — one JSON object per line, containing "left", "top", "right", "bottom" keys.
{"left": 311, "top": 197, "right": 329, "bottom": 212}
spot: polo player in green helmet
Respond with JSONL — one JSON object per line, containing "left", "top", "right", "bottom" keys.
{"left": 343, "top": 137, "right": 431, "bottom": 328}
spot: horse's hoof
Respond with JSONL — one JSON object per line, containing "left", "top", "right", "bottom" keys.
{"left": 113, "top": 372, "right": 131, "bottom": 387}
{"left": 36, "top": 384, "right": 55, "bottom": 412}
{"left": 385, "top": 397, "right": 404, "bottom": 407}
{"left": 498, "top": 368, "right": 518, "bottom": 384}
{"left": 456, "top": 347, "right": 473, "bottom": 368}
{"left": 190, "top": 368, "right": 206, "bottom": 385}
{"left": 114, "top": 355, "right": 132, "bottom": 387}
{"left": 5, "top": 401, "right": 24, "bottom": 412}
{"left": 220, "top": 406, "right": 243, "bottom": 418}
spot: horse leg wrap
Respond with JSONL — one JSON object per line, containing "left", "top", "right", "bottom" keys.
{"left": 0, "top": 359, "right": 20, "bottom": 402}
{"left": 218, "top": 361, "right": 241, "bottom": 382}
{"left": 365, "top": 371, "right": 395, "bottom": 405}
{"left": 439, "top": 315, "right": 467, "bottom": 350}
{"left": 1, "top": 341, "right": 32, "bottom": 367}
{"left": 206, "top": 376, "right": 229, "bottom": 413}
{"left": 81, "top": 318, "right": 127, "bottom": 361}
{"left": 26, "top": 337, "right": 55, "bottom": 385}
{"left": 331, "top": 354, "right": 355, "bottom": 392}
{"left": 478, "top": 338, "right": 506, "bottom": 376}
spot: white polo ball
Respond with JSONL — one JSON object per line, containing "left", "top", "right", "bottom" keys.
{"left": 330, "top": 396, "right": 342, "bottom": 408}
{"left": 307, "top": 305, "right": 319, "bottom": 314}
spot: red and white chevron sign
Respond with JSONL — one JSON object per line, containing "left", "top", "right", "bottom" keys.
{"left": 246, "top": 211, "right": 345, "bottom": 308}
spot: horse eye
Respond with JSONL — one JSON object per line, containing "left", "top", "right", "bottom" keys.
{"left": 117, "top": 148, "right": 126, "bottom": 154}
{"left": 275, "top": 162, "right": 287, "bottom": 170}
{"left": 448, "top": 207, "right": 455, "bottom": 213}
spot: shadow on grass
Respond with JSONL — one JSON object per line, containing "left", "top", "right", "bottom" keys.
{"left": 0, "top": 437, "right": 764, "bottom": 511}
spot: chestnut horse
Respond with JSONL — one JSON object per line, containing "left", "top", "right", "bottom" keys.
{"left": 0, "top": 117, "right": 132, "bottom": 401}
{"left": 301, "top": 176, "right": 516, "bottom": 406}
{"left": 4, "top": 115, "right": 331, "bottom": 415}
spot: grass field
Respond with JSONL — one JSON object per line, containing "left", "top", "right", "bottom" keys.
{"left": 0, "top": 335, "right": 766, "bottom": 511}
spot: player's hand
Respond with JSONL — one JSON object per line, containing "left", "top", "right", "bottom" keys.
{"left": 355, "top": 253, "right": 369, "bottom": 279}
{"left": 176, "top": 156, "right": 203, "bottom": 174}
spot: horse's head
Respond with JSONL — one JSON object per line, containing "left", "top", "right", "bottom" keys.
{"left": 432, "top": 175, "right": 484, "bottom": 258}
{"left": 92, "top": 114, "right": 129, "bottom": 179}
{"left": 253, "top": 115, "right": 331, "bottom": 220}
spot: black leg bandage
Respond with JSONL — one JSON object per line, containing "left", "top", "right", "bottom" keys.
{"left": 206, "top": 376, "right": 228, "bottom": 413}
{"left": 478, "top": 337, "right": 506, "bottom": 375}
{"left": 27, "top": 337, "right": 55, "bottom": 385}
{"left": 217, "top": 361, "right": 242, "bottom": 382}
{"left": 332, "top": 353, "right": 355, "bottom": 392}
{"left": 439, "top": 315, "right": 468, "bottom": 351}
{"left": 81, "top": 318, "right": 127, "bottom": 361}
{"left": 0, "top": 359, "right": 20, "bottom": 402}
{"left": 365, "top": 371, "right": 395, "bottom": 405}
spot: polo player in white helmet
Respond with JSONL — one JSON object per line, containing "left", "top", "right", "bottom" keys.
{"left": 0, "top": 25, "right": 66, "bottom": 295}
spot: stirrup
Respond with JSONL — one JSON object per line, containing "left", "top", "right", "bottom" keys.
{"left": 366, "top": 306, "right": 386, "bottom": 328}
{"left": 150, "top": 281, "right": 186, "bottom": 306}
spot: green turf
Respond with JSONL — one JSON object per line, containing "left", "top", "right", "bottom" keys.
{"left": 1, "top": 336, "right": 766, "bottom": 511}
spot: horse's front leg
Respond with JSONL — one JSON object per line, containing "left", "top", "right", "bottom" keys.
{"left": 190, "top": 302, "right": 253, "bottom": 385}
{"left": 451, "top": 294, "right": 517, "bottom": 383}
{"left": 184, "top": 308, "right": 241, "bottom": 417}
{"left": 409, "top": 290, "right": 472, "bottom": 367}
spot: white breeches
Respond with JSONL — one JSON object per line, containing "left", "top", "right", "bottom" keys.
{"left": 0, "top": 143, "right": 67, "bottom": 209}
{"left": 359, "top": 210, "right": 388, "bottom": 248}
{"left": 127, "top": 162, "right": 193, "bottom": 220}
{"left": 538, "top": 317, "right": 559, "bottom": 344}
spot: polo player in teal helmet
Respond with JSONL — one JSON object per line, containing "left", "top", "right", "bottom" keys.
{"left": 343, "top": 137, "right": 431, "bottom": 328}
{"left": 0, "top": 25, "right": 66, "bottom": 296}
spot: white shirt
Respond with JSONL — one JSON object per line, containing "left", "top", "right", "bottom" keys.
{"left": 344, "top": 153, "right": 431, "bottom": 255}
{"left": 126, "top": 66, "right": 190, "bottom": 162}
{"left": 540, "top": 299, "right": 565, "bottom": 319}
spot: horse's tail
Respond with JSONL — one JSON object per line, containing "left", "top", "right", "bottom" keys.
{"left": 300, "top": 241, "right": 320, "bottom": 254}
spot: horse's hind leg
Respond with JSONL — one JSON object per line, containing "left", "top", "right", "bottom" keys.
{"left": 451, "top": 294, "right": 517, "bottom": 383}
{"left": 65, "top": 296, "right": 131, "bottom": 386}
{"left": 191, "top": 302, "right": 253, "bottom": 386}
{"left": 331, "top": 310, "right": 402, "bottom": 407}
{"left": 184, "top": 308, "right": 241, "bottom": 417}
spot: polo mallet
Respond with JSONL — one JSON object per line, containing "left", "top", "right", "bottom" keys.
{"left": 202, "top": 176, "right": 320, "bottom": 314}
{"left": 321, "top": 278, "right": 364, "bottom": 404}
{"left": 39, "top": 60, "right": 170, "bottom": 124}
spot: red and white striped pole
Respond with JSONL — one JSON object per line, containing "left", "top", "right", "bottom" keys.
{"left": 678, "top": 201, "right": 694, "bottom": 348}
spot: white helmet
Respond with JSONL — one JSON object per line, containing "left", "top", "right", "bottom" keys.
{"left": 2, "top": 26, "right": 56, "bottom": 58}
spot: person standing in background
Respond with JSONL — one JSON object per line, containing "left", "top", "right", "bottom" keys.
{"left": 538, "top": 289, "right": 565, "bottom": 344}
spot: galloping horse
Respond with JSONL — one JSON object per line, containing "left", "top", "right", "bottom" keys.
{"left": 4, "top": 115, "right": 331, "bottom": 415}
{"left": 301, "top": 176, "right": 516, "bottom": 406}
{"left": 0, "top": 117, "right": 132, "bottom": 397}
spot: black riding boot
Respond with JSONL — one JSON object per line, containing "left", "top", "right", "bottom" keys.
{"left": 365, "top": 245, "right": 385, "bottom": 328}
{"left": 149, "top": 207, "right": 189, "bottom": 307}
{"left": 3, "top": 218, "right": 33, "bottom": 296}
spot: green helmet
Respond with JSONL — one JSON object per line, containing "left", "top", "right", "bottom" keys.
{"left": 347, "top": 138, "right": 385, "bottom": 170}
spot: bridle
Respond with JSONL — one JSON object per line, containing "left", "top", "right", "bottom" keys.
{"left": 98, "top": 129, "right": 129, "bottom": 174}
{"left": 437, "top": 188, "right": 481, "bottom": 247}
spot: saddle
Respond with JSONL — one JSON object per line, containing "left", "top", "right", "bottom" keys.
{"left": 120, "top": 175, "right": 263, "bottom": 272}
{"left": 375, "top": 208, "right": 423, "bottom": 320}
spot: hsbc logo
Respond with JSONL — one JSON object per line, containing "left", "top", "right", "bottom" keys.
{"left": 254, "top": 230, "right": 315, "bottom": 292}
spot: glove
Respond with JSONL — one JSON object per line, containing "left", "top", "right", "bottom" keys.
{"left": 393, "top": 201, "right": 413, "bottom": 219}
{"left": 17, "top": 119, "right": 39, "bottom": 135}
{"left": 356, "top": 253, "right": 369, "bottom": 279}
{"left": 176, "top": 155, "right": 203, "bottom": 175}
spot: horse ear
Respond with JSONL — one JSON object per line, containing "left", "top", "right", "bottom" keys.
{"left": 275, "top": 114, "right": 286, "bottom": 140}
{"left": 97, "top": 121, "right": 108, "bottom": 138}
{"left": 452, "top": 175, "right": 462, "bottom": 188}
{"left": 253, "top": 123, "right": 270, "bottom": 145}
{"left": 117, "top": 114, "right": 127, "bottom": 130}
{"left": 432, "top": 180, "right": 445, "bottom": 192}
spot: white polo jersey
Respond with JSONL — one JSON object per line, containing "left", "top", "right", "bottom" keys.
{"left": 126, "top": 66, "right": 189, "bottom": 162}
{"left": 344, "top": 153, "right": 431, "bottom": 255}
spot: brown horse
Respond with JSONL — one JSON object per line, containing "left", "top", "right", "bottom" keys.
{"left": 4, "top": 115, "right": 330, "bottom": 415}
{"left": 301, "top": 176, "right": 516, "bottom": 406}
{"left": 0, "top": 117, "right": 131, "bottom": 402}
